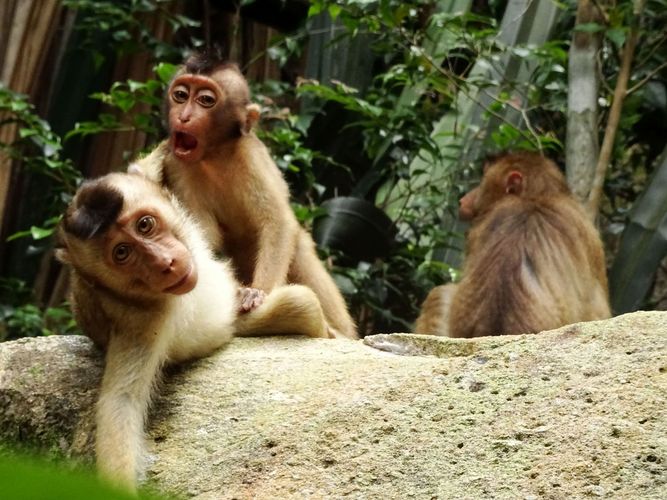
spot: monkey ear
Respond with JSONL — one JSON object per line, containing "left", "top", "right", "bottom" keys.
{"left": 243, "top": 103, "right": 261, "bottom": 135}
{"left": 505, "top": 171, "right": 523, "bottom": 195}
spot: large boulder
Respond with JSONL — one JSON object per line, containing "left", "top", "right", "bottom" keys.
{"left": 0, "top": 311, "right": 665, "bottom": 498}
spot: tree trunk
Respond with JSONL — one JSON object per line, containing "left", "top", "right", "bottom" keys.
{"left": 566, "top": 0, "right": 602, "bottom": 203}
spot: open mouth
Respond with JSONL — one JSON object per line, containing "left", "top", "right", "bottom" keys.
{"left": 173, "top": 131, "right": 199, "bottom": 157}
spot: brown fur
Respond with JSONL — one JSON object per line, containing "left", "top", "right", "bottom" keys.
{"left": 413, "top": 283, "right": 457, "bottom": 336}
{"left": 131, "top": 60, "right": 356, "bottom": 338}
{"left": 416, "top": 151, "right": 611, "bottom": 338}
{"left": 57, "top": 173, "right": 329, "bottom": 491}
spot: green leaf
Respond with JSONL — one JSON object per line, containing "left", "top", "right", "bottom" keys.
{"left": 30, "top": 226, "right": 55, "bottom": 240}
{"left": 573, "top": 22, "right": 604, "bottom": 33}
{"left": 6, "top": 230, "right": 32, "bottom": 242}
{"left": 155, "top": 62, "right": 178, "bottom": 84}
{"left": 127, "top": 79, "right": 145, "bottom": 92}
{"left": 18, "top": 128, "right": 37, "bottom": 139}
{"left": 10, "top": 100, "right": 29, "bottom": 112}
{"left": 328, "top": 4, "right": 342, "bottom": 20}
{"left": 606, "top": 28, "right": 626, "bottom": 49}
{"left": 307, "top": 3, "right": 324, "bottom": 17}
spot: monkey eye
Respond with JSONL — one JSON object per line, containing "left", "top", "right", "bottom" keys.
{"left": 196, "top": 93, "right": 216, "bottom": 108}
{"left": 172, "top": 89, "right": 188, "bottom": 103}
{"left": 136, "top": 215, "right": 156, "bottom": 235}
{"left": 112, "top": 244, "right": 132, "bottom": 264}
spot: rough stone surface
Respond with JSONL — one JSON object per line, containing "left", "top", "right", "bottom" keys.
{"left": 1, "top": 311, "right": 666, "bottom": 498}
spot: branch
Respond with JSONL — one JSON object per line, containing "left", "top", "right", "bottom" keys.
{"left": 626, "top": 60, "right": 667, "bottom": 95}
{"left": 585, "top": 0, "right": 646, "bottom": 219}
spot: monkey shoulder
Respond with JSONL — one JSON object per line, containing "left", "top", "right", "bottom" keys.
{"left": 70, "top": 272, "right": 172, "bottom": 347}
{"left": 69, "top": 276, "right": 113, "bottom": 348}
{"left": 478, "top": 196, "right": 575, "bottom": 236}
{"left": 238, "top": 135, "right": 291, "bottom": 192}
{"left": 128, "top": 140, "right": 169, "bottom": 183}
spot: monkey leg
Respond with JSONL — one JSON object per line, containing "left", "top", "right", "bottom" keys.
{"left": 234, "top": 284, "right": 329, "bottom": 338}
{"left": 414, "top": 284, "right": 458, "bottom": 336}
{"left": 288, "top": 234, "right": 358, "bottom": 339}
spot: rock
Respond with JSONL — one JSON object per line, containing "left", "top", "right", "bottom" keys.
{"left": 1, "top": 311, "right": 666, "bottom": 498}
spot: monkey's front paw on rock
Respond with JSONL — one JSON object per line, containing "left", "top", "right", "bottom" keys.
{"left": 238, "top": 287, "right": 266, "bottom": 312}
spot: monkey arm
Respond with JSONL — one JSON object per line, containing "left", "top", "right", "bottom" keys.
{"left": 95, "top": 333, "right": 167, "bottom": 490}
{"left": 239, "top": 164, "right": 300, "bottom": 291}
{"left": 251, "top": 219, "right": 300, "bottom": 292}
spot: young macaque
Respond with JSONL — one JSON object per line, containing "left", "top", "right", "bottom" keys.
{"left": 130, "top": 53, "right": 357, "bottom": 339}
{"left": 415, "top": 151, "right": 611, "bottom": 338}
{"left": 56, "top": 173, "right": 328, "bottom": 491}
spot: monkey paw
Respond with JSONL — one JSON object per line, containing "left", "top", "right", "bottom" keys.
{"left": 238, "top": 287, "right": 266, "bottom": 313}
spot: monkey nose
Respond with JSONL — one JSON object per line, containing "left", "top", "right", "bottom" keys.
{"left": 161, "top": 258, "right": 176, "bottom": 274}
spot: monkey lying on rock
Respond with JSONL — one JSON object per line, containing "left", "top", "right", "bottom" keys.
{"left": 56, "top": 172, "right": 329, "bottom": 491}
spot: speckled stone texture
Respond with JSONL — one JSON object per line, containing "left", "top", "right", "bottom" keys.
{"left": 1, "top": 311, "right": 665, "bottom": 498}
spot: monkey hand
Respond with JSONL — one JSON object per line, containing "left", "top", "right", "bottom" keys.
{"left": 238, "top": 287, "right": 266, "bottom": 313}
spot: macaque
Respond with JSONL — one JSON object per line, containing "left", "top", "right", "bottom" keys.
{"left": 130, "top": 53, "right": 357, "bottom": 339}
{"left": 415, "top": 151, "right": 611, "bottom": 338}
{"left": 56, "top": 173, "right": 328, "bottom": 491}
{"left": 413, "top": 283, "right": 457, "bottom": 337}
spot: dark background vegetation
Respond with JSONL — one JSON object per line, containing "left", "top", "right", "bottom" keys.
{"left": 1, "top": 0, "right": 666, "bottom": 340}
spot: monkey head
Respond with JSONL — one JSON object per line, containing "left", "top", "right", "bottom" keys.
{"left": 57, "top": 174, "right": 198, "bottom": 300}
{"left": 461, "top": 151, "right": 569, "bottom": 219}
{"left": 166, "top": 61, "right": 260, "bottom": 163}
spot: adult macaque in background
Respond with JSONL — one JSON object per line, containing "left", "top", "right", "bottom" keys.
{"left": 415, "top": 151, "right": 611, "bottom": 338}
{"left": 56, "top": 173, "right": 328, "bottom": 491}
{"left": 130, "top": 53, "right": 357, "bottom": 339}
{"left": 413, "top": 283, "right": 457, "bottom": 337}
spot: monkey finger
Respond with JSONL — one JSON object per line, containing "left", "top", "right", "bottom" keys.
{"left": 238, "top": 287, "right": 266, "bottom": 313}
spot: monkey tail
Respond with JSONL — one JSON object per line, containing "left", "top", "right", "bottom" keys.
{"left": 233, "top": 285, "right": 329, "bottom": 338}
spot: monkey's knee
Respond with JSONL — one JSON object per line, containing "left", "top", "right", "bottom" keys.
{"left": 414, "top": 284, "right": 457, "bottom": 336}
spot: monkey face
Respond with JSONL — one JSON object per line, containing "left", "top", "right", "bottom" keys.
{"left": 105, "top": 209, "right": 198, "bottom": 295}
{"left": 60, "top": 175, "right": 199, "bottom": 299}
{"left": 167, "top": 73, "right": 225, "bottom": 163}
{"left": 167, "top": 68, "right": 260, "bottom": 163}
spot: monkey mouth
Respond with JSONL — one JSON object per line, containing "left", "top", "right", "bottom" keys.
{"left": 173, "top": 132, "right": 199, "bottom": 158}
{"left": 163, "top": 265, "right": 197, "bottom": 295}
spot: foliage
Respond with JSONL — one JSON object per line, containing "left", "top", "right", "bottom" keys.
{"left": 1, "top": 0, "right": 665, "bottom": 339}
{"left": 66, "top": 62, "right": 178, "bottom": 141}
{"left": 0, "top": 452, "right": 166, "bottom": 499}
{"left": 62, "top": 0, "right": 201, "bottom": 67}
{"left": 282, "top": 0, "right": 666, "bottom": 331}
{"left": 288, "top": 0, "right": 574, "bottom": 332}
{"left": 251, "top": 80, "right": 331, "bottom": 211}
{"left": 0, "top": 85, "right": 85, "bottom": 340}
{"left": 0, "top": 84, "right": 82, "bottom": 213}
{"left": 0, "top": 278, "right": 79, "bottom": 341}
